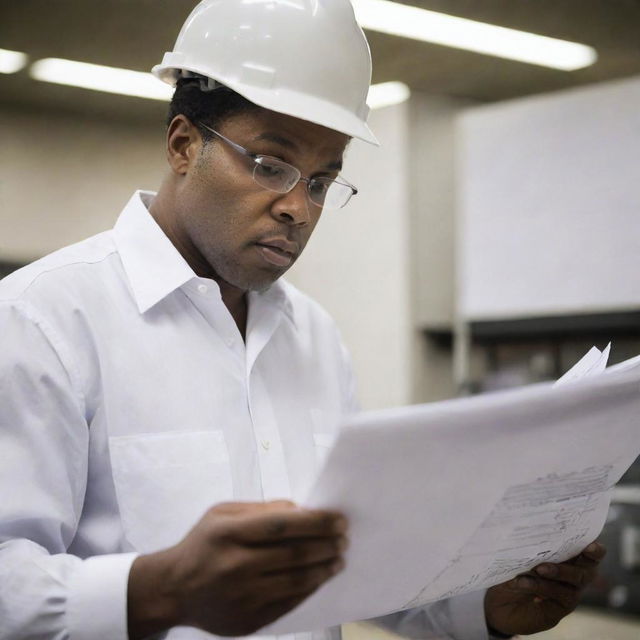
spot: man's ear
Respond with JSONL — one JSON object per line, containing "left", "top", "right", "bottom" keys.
{"left": 166, "top": 115, "right": 201, "bottom": 175}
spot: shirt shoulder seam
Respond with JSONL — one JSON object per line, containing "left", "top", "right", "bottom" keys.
{"left": 7, "top": 299, "right": 88, "bottom": 418}
{"left": 16, "top": 249, "right": 119, "bottom": 299}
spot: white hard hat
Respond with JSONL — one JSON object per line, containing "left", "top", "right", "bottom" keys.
{"left": 152, "top": 0, "right": 379, "bottom": 146}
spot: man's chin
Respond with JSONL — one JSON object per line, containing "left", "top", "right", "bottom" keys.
{"left": 217, "top": 270, "right": 284, "bottom": 295}
{"left": 249, "top": 273, "right": 284, "bottom": 293}
{"left": 248, "top": 263, "right": 293, "bottom": 293}
{"left": 207, "top": 254, "right": 293, "bottom": 295}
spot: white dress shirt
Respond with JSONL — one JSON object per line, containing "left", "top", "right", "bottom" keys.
{"left": 0, "top": 191, "right": 488, "bottom": 640}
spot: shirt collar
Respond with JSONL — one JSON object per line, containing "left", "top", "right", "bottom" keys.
{"left": 113, "top": 190, "right": 296, "bottom": 324}
{"left": 114, "top": 191, "right": 196, "bottom": 314}
{"left": 249, "top": 279, "right": 296, "bottom": 328}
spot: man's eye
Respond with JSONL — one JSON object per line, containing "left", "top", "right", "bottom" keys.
{"left": 310, "top": 180, "right": 330, "bottom": 195}
{"left": 255, "top": 160, "right": 286, "bottom": 178}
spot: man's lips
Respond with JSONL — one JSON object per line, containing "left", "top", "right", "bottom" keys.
{"left": 255, "top": 238, "right": 299, "bottom": 268}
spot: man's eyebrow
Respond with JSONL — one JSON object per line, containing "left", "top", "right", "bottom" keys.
{"left": 252, "top": 132, "right": 343, "bottom": 172}
{"left": 252, "top": 132, "right": 299, "bottom": 151}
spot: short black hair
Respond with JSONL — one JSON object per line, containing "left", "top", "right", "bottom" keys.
{"left": 166, "top": 77, "right": 261, "bottom": 142}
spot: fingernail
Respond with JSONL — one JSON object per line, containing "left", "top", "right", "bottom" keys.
{"left": 337, "top": 536, "right": 349, "bottom": 552}
{"left": 517, "top": 576, "right": 536, "bottom": 589}
{"left": 586, "top": 543, "right": 598, "bottom": 553}
{"left": 536, "top": 565, "right": 557, "bottom": 577}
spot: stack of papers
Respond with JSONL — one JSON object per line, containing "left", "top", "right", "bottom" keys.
{"left": 265, "top": 347, "right": 640, "bottom": 634}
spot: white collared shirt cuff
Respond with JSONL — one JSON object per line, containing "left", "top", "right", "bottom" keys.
{"left": 67, "top": 552, "right": 138, "bottom": 640}
{"left": 447, "top": 589, "right": 491, "bottom": 640}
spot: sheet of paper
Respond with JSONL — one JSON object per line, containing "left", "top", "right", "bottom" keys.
{"left": 606, "top": 352, "right": 640, "bottom": 375}
{"left": 553, "top": 342, "right": 610, "bottom": 387}
{"left": 264, "top": 360, "right": 640, "bottom": 634}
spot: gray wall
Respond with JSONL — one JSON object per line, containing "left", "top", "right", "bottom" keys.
{"left": 0, "top": 106, "right": 165, "bottom": 262}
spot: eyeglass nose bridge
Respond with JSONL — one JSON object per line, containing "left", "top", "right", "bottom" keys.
{"left": 284, "top": 175, "right": 327, "bottom": 209}
{"left": 286, "top": 174, "right": 313, "bottom": 192}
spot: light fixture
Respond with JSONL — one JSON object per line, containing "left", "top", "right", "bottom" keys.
{"left": 29, "top": 58, "right": 173, "bottom": 101}
{"left": 29, "top": 56, "right": 411, "bottom": 112}
{"left": 368, "top": 81, "right": 410, "bottom": 109}
{"left": 0, "top": 48, "right": 28, "bottom": 74}
{"left": 352, "top": 0, "right": 597, "bottom": 71}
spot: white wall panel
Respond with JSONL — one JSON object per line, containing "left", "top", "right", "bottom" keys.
{"left": 458, "top": 75, "right": 640, "bottom": 320}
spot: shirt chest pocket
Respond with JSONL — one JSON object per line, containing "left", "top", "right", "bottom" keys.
{"left": 310, "top": 408, "right": 339, "bottom": 470}
{"left": 109, "top": 430, "right": 233, "bottom": 554}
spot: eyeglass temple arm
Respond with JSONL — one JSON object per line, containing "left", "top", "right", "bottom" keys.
{"left": 198, "top": 122, "right": 253, "bottom": 158}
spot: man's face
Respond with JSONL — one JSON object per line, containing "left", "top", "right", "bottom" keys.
{"left": 172, "top": 108, "right": 350, "bottom": 294}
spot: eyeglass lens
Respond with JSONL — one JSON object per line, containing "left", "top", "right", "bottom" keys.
{"left": 252, "top": 157, "right": 353, "bottom": 209}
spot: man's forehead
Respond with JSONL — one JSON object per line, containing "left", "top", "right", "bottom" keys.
{"left": 251, "top": 131, "right": 345, "bottom": 171}
{"left": 220, "top": 108, "right": 349, "bottom": 163}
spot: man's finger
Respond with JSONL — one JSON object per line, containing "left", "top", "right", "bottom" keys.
{"left": 563, "top": 541, "right": 607, "bottom": 565}
{"left": 534, "top": 562, "right": 597, "bottom": 589}
{"left": 512, "top": 575, "right": 578, "bottom": 611}
{"left": 532, "top": 541, "right": 606, "bottom": 588}
{"left": 258, "top": 557, "right": 344, "bottom": 599}
{"left": 579, "top": 541, "right": 606, "bottom": 562}
{"left": 248, "top": 536, "right": 347, "bottom": 573}
{"left": 228, "top": 508, "right": 347, "bottom": 544}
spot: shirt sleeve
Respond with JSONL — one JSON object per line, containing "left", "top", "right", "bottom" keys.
{"left": 0, "top": 300, "right": 136, "bottom": 640}
{"left": 370, "top": 590, "right": 490, "bottom": 640}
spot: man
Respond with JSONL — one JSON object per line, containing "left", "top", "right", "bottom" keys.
{"left": 0, "top": 1, "right": 604, "bottom": 639}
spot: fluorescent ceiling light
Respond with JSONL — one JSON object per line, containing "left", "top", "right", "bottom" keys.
{"left": 28, "top": 56, "right": 411, "bottom": 113}
{"left": 352, "top": 0, "right": 597, "bottom": 71}
{"left": 0, "top": 48, "right": 28, "bottom": 74}
{"left": 30, "top": 58, "right": 173, "bottom": 101}
{"left": 368, "top": 81, "right": 410, "bottom": 109}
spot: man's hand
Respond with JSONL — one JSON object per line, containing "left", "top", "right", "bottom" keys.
{"left": 128, "top": 500, "right": 348, "bottom": 639}
{"left": 484, "top": 541, "right": 606, "bottom": 637}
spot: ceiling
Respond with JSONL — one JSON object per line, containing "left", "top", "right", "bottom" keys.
{"left": 2, "top": 0, "right": 640, "bottom": 124}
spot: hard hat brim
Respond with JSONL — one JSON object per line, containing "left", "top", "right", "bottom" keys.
{"left": 153, "top": 62, "right": 380, "bottom": 147}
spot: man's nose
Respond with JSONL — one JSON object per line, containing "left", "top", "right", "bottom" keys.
{"left": 270, "top": 181, "right": 313, "bottom": 226}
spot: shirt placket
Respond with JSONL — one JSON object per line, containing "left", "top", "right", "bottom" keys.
{"left": 247, "top": 370, "right": 291, "bottom": 500}
{"left": 245, "top": 297, "right": 292, "bottom": 502}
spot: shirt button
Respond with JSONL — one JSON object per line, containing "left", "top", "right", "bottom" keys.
{"left": 261, "top": 440, "right": 271, "bottom": 450}
{"left": 197, "top": 284, "right": 208, "bottom": 294}
{"left": 227, "top": 338, "right": 235, "bottom": 347}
